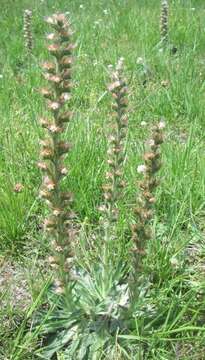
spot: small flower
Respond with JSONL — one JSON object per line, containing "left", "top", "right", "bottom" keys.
{"left": 59, "top": 166, "right": 68, "bottom": 175}
{"left": 45, "top": 16, "right": 55, "bottom": 25}
{"left": 137, "top": 165, "right": 147, "bottom": 174}
{"left": 141, "top": 121, "right": 147, "bottom": 127}
{"left": 146, "top": 139, "right": 155, "bottom": 147}
{"left": 98, "top": 205, "right": 107, "bottom": 212}
{"left": 136, "top": 57, "right": 144, "bottom": 65}
{"left": 55, "top": 286, "right": 64, "bottom": 294}
{"left": 48, "top": 255, "right": 57, "bottom": 264}
{"left": 47, "top": 43, "right": 60, "bottom": 55}
{"left": 48, "top": 124, "right": 63, "bottom": 133}
{"left": 103, "top": 9, "right": 108, "bottom": 15}
{"left": 53, "top": 208, "right": 62, "bottom": 216}
{"left": 46, "top": 33, "right": 56, "bottom": 40}
{"left": 59, "top": 92, "right": 71, "bottom": 103}
{"left": 40, "top": 88, "right": 53, "bottom": 99}
{"left": 13, "top": 183, "right": 24, "bottom": 193}
{"left": 44, "top": 176, "right": 55, "bottom": 190}
{"left": 79, "top": 4, "right": 84, "bottom": 9}
{"left": 37, "top": 161, "right": 48, "bottom": 171}
{"left": 39, "top": 117, "right": 50, "bottom": 128}
{"left": 158, "top": 120, "right": 166, "bottom": 129}
{"left": 42, "top": 61, "right": 56, "bottom": 73}
{"left": 39, "top": 189, "right": 52, "bottom": 199}
{"left": 44, "top": 74, "right": 61, "bottom": 83}
{"left": 48, "top": 101, "right": 60, "bottom": 111}
{"left": 161, "top": 79, "right": 170, "bottom": 88}
{"left": 108, "top": 80, "right": 121, "bottom": 92}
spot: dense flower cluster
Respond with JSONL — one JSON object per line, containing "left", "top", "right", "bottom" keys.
{"left": 39, "top": 13, "right": 75, "bottom": 294}
{"left": 131, "top": 121, "right": 165, "bottom": 271}
{"left": 99, "top": 58, "right": 128, "bottom": 225}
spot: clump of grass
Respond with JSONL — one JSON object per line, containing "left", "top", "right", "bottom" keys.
{"left": 23, "top": 9, "right": 33, "bottom": 52}
{"left": 38, "top": 13, "right": 75, "bottom": 295}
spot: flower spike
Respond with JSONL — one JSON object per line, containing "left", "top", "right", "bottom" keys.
{"left": 39, "top": 13, "right": 76, "bottom": 294}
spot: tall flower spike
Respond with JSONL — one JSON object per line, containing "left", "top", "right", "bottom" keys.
{"left": 39, "top": 13, "right": 75, "bottom": 295}
{"left": 131, "top": 121, "right": 165, "bottom": 274}
{"left": 99, "top": 58, "right": 128, "bottom": 227}
{"left": 160, "top": 0, "right": 169, "bottom": 46}
{"left": 23, "top": 9, "right": 33, "bottom": 52}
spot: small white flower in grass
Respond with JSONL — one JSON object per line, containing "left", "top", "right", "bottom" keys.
{"left": 103, "top": 9, "right": 108, "bottom": 15}
{"left": 46, "top": 33, "right": 55, "bottom": 40}
{"left": 137, "top": 164, "right": 147, "bottom": 174}
{"left": 141, "top": 121, "right": 147, "bottom": 127}
{"left": 60, "top": 93, "right": 71, "bottom": 102}
{"left": 55, "top": 286, "right": 64, "bottom": 295}
{"left": 79, "top": 4, "right": 84, "bottom": 9}
{"left": 116, "top": 57, "right": 124, "bottom": 71}
{"left": 136, "top": 57, "right": 144, "bottom": 65}
{"left": 60, "top": 167, "right": 68, "bottom": 175}
{"left": 191, "top": 8, "right": 195, "bottom": 11}
{"left": 94, "top": 19, "right": 102, "bottom": 25}
{"left": 158, "top": 120, "right": 166, "bottom": 129}
{"left": 147, "top": 139, "right": 155, "bottom": 147}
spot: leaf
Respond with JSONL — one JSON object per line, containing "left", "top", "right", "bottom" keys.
{"left": 39, "top": 326, "right": 78, "bottom": 359}
{"left": 77, "top": 333, "right": 93, "bottom": 360}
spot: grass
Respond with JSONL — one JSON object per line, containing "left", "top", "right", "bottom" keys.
{"left": 0, "top": 0, "right": 205, "bottom": 358}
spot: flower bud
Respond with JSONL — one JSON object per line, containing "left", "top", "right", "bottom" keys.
{"left": 47, "top": 101, "right": 61, "bottom": 112}
{"left": 57, "top": 141, "right": 72, "bottom": 155}
{"left": 47, "top": 43, "right": 60, "bottom": 56}
{"left": 40, "top": 88, "right": 53, "bottom": 100}
{"left": 42, "top": 61, "right": 56, "bottom": 73}
{"left": 58, "top": 111, "right": 73, "bottom": 123}
{"left": 59, "top": 56, "right": 73, "bottom": 68}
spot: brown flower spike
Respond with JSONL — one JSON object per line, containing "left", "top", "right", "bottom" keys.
{"left": 39, "top": 13, "right": 75, "bottom": 294}
{"left": 23, "top": 9, "right": 33, "bottom": 51}
{"left": 99, "top": 58, "right": 128, "bottom": 226}
{"left": 131, "top": 121, "right": 165, "bottom": 271}
{"left": 160, "top": 0, "right": 169, "bottom": 46}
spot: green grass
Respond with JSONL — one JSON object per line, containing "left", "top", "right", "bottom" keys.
{"left": 1, "top": 0, "right": 205, "bottom": 358}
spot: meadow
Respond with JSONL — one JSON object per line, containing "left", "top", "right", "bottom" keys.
{"left": 0, "top": 0, "right": 205, "bottom": 359}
